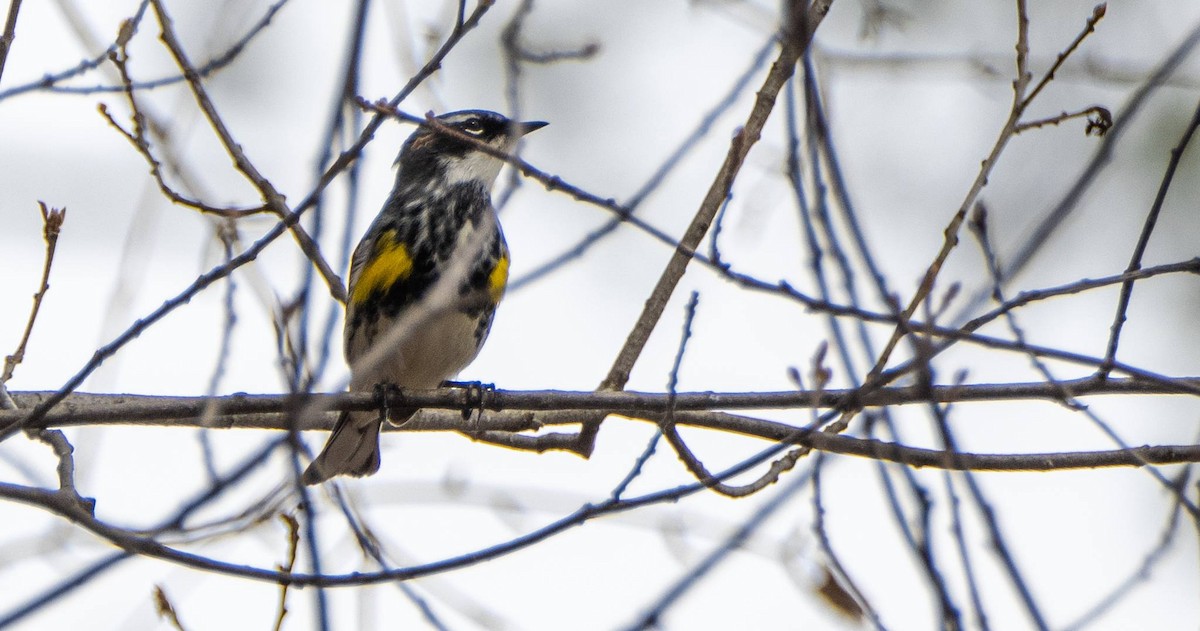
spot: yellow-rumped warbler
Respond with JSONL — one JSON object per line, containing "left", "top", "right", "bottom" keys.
{"left": 303, "top": 110, "right": 547, "bottom": 485}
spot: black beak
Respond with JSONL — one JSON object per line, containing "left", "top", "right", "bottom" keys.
{"left": 518, "top": 120, "right": 549, "bottom": 136}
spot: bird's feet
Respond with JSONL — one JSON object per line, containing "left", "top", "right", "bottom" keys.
{"left": 372, "top": 382, "right": 404, "bottom": 422}
{"left": 441, "top": 380, "right": 495, "bottom": 420}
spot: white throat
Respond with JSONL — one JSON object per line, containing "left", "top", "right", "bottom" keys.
{"left": 439, "top": 150, "right": 508, "bottom": 191}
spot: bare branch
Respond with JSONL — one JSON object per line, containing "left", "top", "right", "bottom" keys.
{"left": 1019, "top": 3, "right": 1107, "bottom": 111}
{"left": 2, "top": 203, "right": 65, "bottom": 385}
{"left": 0, "top": 0, "right": 290, "bottom": 101}
{"left": 600, "top": 1, "right": 834, "bottom": 393}
{"left": 148, "top": 0, "right": 345, "bottom": 305}
{"left": 9, "top": 373, "right": 1200, "bottom": 427}
{"left": 8, "top": 384, "right": 1200, "bottom": 472}
{"left": 272, "top": 513, "right": 300, "bottom": 631}
{"left": 852, "top": 1, "right": 1111, "bottom": 421}
{"left": 0, "top": 0, "right": 23, "bottom": 85}
{"left": 1013, "top": 105, "right": 1113, "bottom": 135}
{"left": 1100, "top": 95, "right": 1200, "bottom": 375}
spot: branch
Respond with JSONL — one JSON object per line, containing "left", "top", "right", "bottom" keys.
{"left": 1099, "top": 95, "right": 1200, "bottom": 375}
{"left": 99, "top": 47, "right": 270, "bottom": 218}
{"left": 148, "top": 0, "right": 345, "bottom": 305}
{"left": 0, "top": 0, "right": 290, "bottom": 101}
{"left": 1013, "top": 105, "right": 1113, "bottom": 135}
{"left": 976, "top": 4, "right": 1200, "bottom": 307}
{"left": 1018, "top": 3, "right": 1107, "bottom": 110}
{"left": 2, "top": 429, "right": 1195, "bottom": 595}
{"left": 2, "top": 203, "right": 65, "bottom": 385}
{"left": 7, "top": 382, "right": 1200, "bottom": 472}
{"left": 8, "top": 375, "right": 1200, "bottom": 426}
{"left": 0, "top": 0, "right": 23, "bottom": 85}
{"left": 853, "top": 1, "right": 1109, "bottom": 413}
{"left": 510, "top": 35, "right": 777, "bottom": 292}
{"left": 600, "top": 1, "right": 833, "bottom": 392}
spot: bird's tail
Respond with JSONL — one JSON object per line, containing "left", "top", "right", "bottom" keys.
{"left": 302, "top": 410, "right": 382, "bottom": 485}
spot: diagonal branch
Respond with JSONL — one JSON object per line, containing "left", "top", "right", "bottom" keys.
{"left": 147, "top": 0, "right": 345, "bottom": 305}
{"left": 1099, "top": 96, "right": 1200, "bottom": 376}
{"left": 600, "top": 1, "right": 833, "bottom": 393}
{"left": 851, "top": 1, "right": 1110, "bottom": 417}
{"left": 0, "top": 0, "right": 22, "bottom": 86}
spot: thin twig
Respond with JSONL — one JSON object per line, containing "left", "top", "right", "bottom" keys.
{"left": 1013, "top": 105, "right": 1112, "bottom": 135}
{"left": 0, "top": 0, "right": 23, "bottom": 86}
{"left": 909, "top": 338, "right": 965, "bottom": 630}
{"left": 272, "top": 513, "right": 300, "bottom": 631}
{"left": 811, "top": 454, "right": 874, "bottom": 625}
{"left": 969, "top": 202, "right": 1079, "bottom": 409}
{"left": 609, "top": 431, "right": 661, "bottom": 502}
{"left": 613, "top": 289, "right": 704, "bottom": 500}
{"left": 1019, "top": 4, "right": 1107, "bottom": 110}
{"left": 299, "top": 0, "right": 372, "bottom": 389}
{"left": 600, "top": 1, "right": 833, "bottom": 393}
{"left": 1099, "top": 95, "right": 1200, "bottom": 376}
{"left": 1012, "top": 0, "right": 1031, "bottom": 103}
{"left": 932, "top": 405, "right": 1049, "bottom": 631}
{"left": 942, "top": 469, "right": 989, "bottom": 630}
{"left": 864, "top": 414, "right": 937, "bottom": 621}
{"left": 659, "top": 293, "right": 798, "bottom": 498}
{"left": 787, "top": 66, "right": 859, "bottom": 389}
{"left": 100, "top": 48, "right": 269, "bottom": 218}
{"left": 958, "top": 5, "right": 1200, "bottom": 318}
{"left": 148, "top": 0, "right": 345, "bottom": 305}
{"left": 972, "top": 203, "right": 1199, "bottom": 517}
{"left": 803, "top": 54, "right": 958, "bottom": 605}
{"left": 3, "top": 203, "right": 66, "bottom": 385}
{"left": 848, "top": 0, "right": 1109, "bottom": 427}
{"left": 624, "top": 466, "right": 815, "bottom": 630}
{"left": 0, "top": 0, "right": 289, "bottom": 101}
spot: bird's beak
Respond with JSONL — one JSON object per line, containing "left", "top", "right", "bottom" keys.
{"left": 518, "top": 120, "right": 549, "bottom": 136}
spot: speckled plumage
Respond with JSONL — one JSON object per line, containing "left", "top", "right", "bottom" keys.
{"left": 303, "top": 110, "right": 546, "bottom": 485}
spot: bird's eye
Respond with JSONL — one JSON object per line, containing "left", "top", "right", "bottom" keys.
{"left": 461, "top": 118, "right": 485, "bottom": 136}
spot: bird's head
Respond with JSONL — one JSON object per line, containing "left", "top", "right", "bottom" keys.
{"left": 396, "top": 110, "right": 547, "bottom": 191}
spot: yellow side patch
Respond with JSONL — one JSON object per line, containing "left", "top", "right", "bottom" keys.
{"left": 488, "top": 253, "right": 509, "bottom": 304}
{"left": 351, "top": 230, "right": 413, "bottom": 306}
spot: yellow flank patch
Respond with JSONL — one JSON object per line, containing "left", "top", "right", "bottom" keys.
{"left": 351, "top": 230, "right": 413, "bottom": 306}
{"left": 488, "top": 254, "right": 509, "bottom": 304}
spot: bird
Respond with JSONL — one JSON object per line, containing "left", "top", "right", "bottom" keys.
{"left": 302, "top": 110, "right": 547, "bottom": 485}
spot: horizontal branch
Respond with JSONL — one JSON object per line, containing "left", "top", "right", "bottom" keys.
{"left": 2, "top": 424, "right": 1197, "bottom": 590}
{"left": 7, "top": 376, "right": 1199, "bottom": 428}
{"left": 4, "top": 377, "right": 1200, "bottom": 473}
